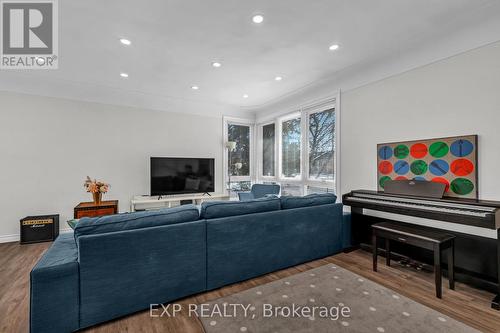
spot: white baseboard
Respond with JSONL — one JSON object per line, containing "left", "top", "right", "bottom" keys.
{"left": 0, "top": 234, "right": 19, "bottom": 243}
{"left": 0, "top": 228, "right": 74, "bottom": 244}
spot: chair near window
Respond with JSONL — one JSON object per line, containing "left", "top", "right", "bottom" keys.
{"left": 238, "top": 184, "right": 281, "bottom": 201}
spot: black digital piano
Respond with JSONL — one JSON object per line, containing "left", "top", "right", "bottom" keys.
{"left": 343, "top": 180, "right": 500, "bottom": 310}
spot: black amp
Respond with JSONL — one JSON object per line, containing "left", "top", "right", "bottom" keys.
{"left": 20, "top": 214, "right": 59, "bottom": 244}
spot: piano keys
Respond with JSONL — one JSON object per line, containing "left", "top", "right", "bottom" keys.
{"left": 343, "top": 190, "right": 500, "bottom": 229}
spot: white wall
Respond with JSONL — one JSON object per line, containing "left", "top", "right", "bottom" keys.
{"left": 338, "top": 41, "right": 500, "bottom": 238}
{"left": 340, "top": 41, "right": 500, "bottom": 200}
{"left": 0, "top": 92, "right": 226, "bottom": 240}
{"left": 254, "top": 40, "right": 500, "bottom": 238}
{"left": 3, "top": 41, "right": 500, "bottom": 241}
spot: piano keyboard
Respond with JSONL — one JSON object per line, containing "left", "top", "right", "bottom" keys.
{"left": 343, "top": 190, "right": 500, "bottom": 230}
{"left": 347, "top": 196, "right": 488, "bottom": 217}
{"left": 350, "top": 192, "right": 495, "bottom": 216}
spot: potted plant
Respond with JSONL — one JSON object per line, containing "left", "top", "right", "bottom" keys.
{"left": 84, "top": 176, "right": 110, "bottom": 204}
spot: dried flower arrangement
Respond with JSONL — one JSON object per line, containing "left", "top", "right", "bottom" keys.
{"left": 84, "top": 176, "right": 110, "bottom": 193}
{"left": 84, "top": 176, "right": 110, "bottom": 204}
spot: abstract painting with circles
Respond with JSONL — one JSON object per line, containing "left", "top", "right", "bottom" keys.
{"left": 377, "top": 135, "right": 478, "bottom": 198}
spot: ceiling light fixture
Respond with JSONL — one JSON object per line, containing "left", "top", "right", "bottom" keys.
{"left": 212, "top": 62, "right": 222, "bottom": 68}
{"left": 191, "top": 85, "right": 199, "bottom": 90}
{"left": 329, "top": 44, "right": 339, "bottom": 51}
{"left": 243, "top": 94, "right": 249, "bottom": 98}
{"left": 252, "top": 15, "right": 264, "bottom": 24}
{"left": 275, "top": 76, "right": 283, "bottom": 81}
{"left": 119, "top": 38, "right": 131, "bottom": 46}
{"left": 120, "top": 73, "right": 129, "bottom": 78}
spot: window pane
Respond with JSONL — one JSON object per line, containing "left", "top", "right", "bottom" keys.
{"left": 228, "top": 124, "right": 250, "bottom": 176}
{"left": 228, "top": 181, "right": 251, "bottom": 199}
{"left": 308, "top": 109, "right": 335, "bottom": 181}
{"left": 306, "top": 185, "right": 335, "bottom": 195}
{"left": 281, "top": 183, "right": 303, "bottom": 196}
{"left": 281, "top": 117, "right": 301, "bottom": 178}
{"left": 262, "top": 123, "right": 275, "bottom": 177}
{"left": 228, "top": 181, "right": 251, "bottom": 191}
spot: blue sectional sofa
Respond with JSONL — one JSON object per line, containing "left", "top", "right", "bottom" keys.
{"left": 30, "top": 193, "right": 350, "bottom": 332}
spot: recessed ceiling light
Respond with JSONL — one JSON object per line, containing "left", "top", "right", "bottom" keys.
{"left": 212, "top": 62, "right": 222, "bottom": 68}
{"left": 252, "top": 15, "right": 264, "bottom": 24}
{"left": 191, "top": 85, "right": 199, "bottom": 90}
{"left": 329, "top": 44, "right": 339, "bottom": 51}
{"left": 119, "top": 38, "right": 131, "bottom": 46}
{"left": 243, "top": 94, "right": 249, "bottom": 98}
{"left": 275, "top": 76, "right": 283, "bottom": 81}
{"left": 120, "top": 73, "right": 129, "bottom": 78}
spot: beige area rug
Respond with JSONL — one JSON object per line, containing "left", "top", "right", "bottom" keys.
{"left": 199, "top": 264, "right": 478, "bottom": 333}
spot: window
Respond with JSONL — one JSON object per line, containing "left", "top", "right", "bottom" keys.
{"left": 228, "top": 124, "right": 250, "bottom": 176}
{"left": 256, "top": 96, "right": 339, "bottom": 196}
{"left": 281, "top": 117, "right": 301, "bottom": 179}
{"left": 262, "top": 123, "right": 275, "bottom": 177}
{"left": 227, "top": 181, "right": 251, "bottom": 192}
{"left": 281, "top": 183, "right": 304, "bottom": 196}
{"left": 224, "top": 117, "right": 254, "bottom": 196}
{"left": 308, "top": 108, "right": 335, "bottom": 181}
{"left": 306, "top": 185, "right": 335, "bottom": 195}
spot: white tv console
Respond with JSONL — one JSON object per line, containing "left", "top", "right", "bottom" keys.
{"left": 130, "top": 193, "right": 231, "bottom": 212}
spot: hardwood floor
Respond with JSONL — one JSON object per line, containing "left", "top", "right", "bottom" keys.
{"left": 1, "top": 241, "right": 500, "bottom": 332}
{"left": 0, "top": 241, "right": 50, "bottom": 333}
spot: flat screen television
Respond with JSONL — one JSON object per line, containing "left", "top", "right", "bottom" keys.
{"left": 150, "top": 157, "right": 215, "bottom": 196}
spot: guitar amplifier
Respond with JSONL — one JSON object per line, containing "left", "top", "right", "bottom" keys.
{"left": 20, "top": 214, "right": 59, "bottom": 244}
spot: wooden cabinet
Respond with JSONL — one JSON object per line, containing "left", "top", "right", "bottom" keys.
{"left": 74, "top": 200, "right": 119, "bottom": 219}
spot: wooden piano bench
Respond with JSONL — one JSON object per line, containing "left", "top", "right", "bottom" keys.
{"left": 372, "top": 221, "right": 455, "bottom": 299}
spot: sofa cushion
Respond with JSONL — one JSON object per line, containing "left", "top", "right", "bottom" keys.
{"left": 200, "top": 197, "right": 281, "bottom": 219}
{"left": 74, "top": 204, "right": 200, "bottom": 238}
{"left": 280, "top": 193, "right": 337, "bottom": 209}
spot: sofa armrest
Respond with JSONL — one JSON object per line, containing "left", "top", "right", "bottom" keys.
{"left": 30, "top": 233, "right": 79, "bottom": 333}
{"left": 238, "top": 191, "right": 254, "bottom": 201}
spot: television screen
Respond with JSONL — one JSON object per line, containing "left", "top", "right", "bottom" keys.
{"left": 150, "top": 157, "right": 215, "bottom": 196}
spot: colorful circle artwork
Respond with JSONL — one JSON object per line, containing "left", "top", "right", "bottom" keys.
{"left": 394, "top": 160, "right": 409, "bottom": 175}
{"left": 378, "top": 146, "right": 393, "bottom": 160}
{"left": 429, "top": 159, "right": 449, "bottom": 176}
{"left": 450, "top": 139, "right": 474, "bottom": 157}
{"left": 431, "top": 177, "right": 450, "bottom": 192}
{"left": 379, "top": 176, "right": 392, "bottom": 188}
{"left": 410, "top": 160, "right": 428, "bottom": 175}
{"left": 378, "top": 161, "right": 393, "bottom": 175}
{"left": 410, "top": 143, "right": 428, "bottom": 158}
{"left": 429, "top": 141, "right": 449, "bottom": 158}
{"left": 377, "top": 136, "right": 477, "bottom": 198}
{"left": 450, "top": 158, "right": 474, "bottom": 176}
{"left": 394, "top": 144, "right": 409, "bottom": 159}
{"left": 450, "top": 178, "right": 474, "bottom": 195}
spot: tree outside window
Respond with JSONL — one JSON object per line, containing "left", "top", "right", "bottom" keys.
{"left": 228, "top": 124, "right": 250, "bottom": 176}
{"left": 308, "top": 109, "right": 335, "bottom": 180}
{"left": 281, "top": 117, "right": 301, "bottom": 178}
{"left": 262, "top": 123, "right": 275, "bottom": 177}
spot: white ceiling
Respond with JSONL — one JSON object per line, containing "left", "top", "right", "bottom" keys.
{"left": 1, "top": 0, "right": 500, "bottom": 117}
